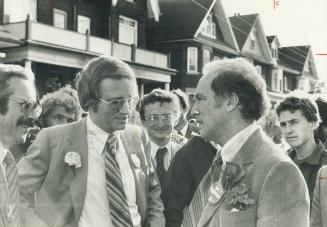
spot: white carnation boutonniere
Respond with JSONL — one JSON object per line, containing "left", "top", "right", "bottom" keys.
{"left": 130, "top": 153, "right": 141, "bottom": 169}
{"left": 64, "top": 151, "right": 82, "bottom": 168}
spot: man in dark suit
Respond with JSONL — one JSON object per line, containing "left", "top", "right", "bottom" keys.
{"left": 161, "top": 136, "right": 217, "bottom": 227}
{"left": 0, "top": 64, "right": 40, "bottom": 227}
{"left": 139, "top": 89, "right": 182, "bottom": 186}
{"left": 18, "top": 56, "right": 164, "bottom": 227}
{"left": 182, "top": 58, "right": 309, "bottom": 227}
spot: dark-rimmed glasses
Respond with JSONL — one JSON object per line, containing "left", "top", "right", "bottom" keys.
{"left": 98, "top": 97, "right": 139, "bottom": 110}
{"left": 8, "top": 97, "right": 42, "bottom": 115}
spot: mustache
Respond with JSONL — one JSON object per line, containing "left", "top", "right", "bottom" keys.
{"left": 17, "top": 117, "right": 36, "bottom": 128}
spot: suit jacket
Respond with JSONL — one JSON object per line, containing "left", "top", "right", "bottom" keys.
{"left": 17, "top": 119, "right": 164, "bottom": 227}
{"left": 311, "top": 165, "right": 327, "bottom": 227}
{"left": 198, "top": 129, "right": 309, "bottom": 227}
{"left": 161, "top": 136, "right": 217, "bottom": 227}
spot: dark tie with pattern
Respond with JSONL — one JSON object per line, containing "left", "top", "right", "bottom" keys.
{"left": 4, "top": 152, "right": 20, "bottom": 227}
{"left": 156, "top": 147, "right": 168, "bottom": 185}
{"left": 104, "top": 134, "right": 133, "bottom": 227}
{"left": 182, "top": 152, "right": 223, "bottom": 227}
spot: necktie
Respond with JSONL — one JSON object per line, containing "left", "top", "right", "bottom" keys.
{"left": 182, "top": 152, "right": 223, "bottom": 227}
{"left": 4, "top": 152, "right": 20, "bottom": 227}
{"left": 156, "top": 147, "right": 168, "bottom": 185}
{"left": 104, "top": 134, "right": 133, "bottom": 227}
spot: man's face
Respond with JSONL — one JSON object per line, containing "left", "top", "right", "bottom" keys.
{"left": 89, "top": 78, "right": 138, "bottom": 133}
{"left": 278, "top": 110, "right": 315, "bottom": 148}
{"left": 143, "top": 101, "right": 177, "bottom": 144}
{"left": 0, "top": 78, "right": 39, "bottom": 147}
{"left": 191, "top": 74, "right": 227, "bottom": 142}
{"left": 45, "top": 106, "right": 76, "bottom": 127}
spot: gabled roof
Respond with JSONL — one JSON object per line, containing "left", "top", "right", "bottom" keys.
{"left": 146, "top": 0, "right": 239, "bottom": 52}
{"left": 229, "top": 14, "right": 257, "bottom": 49}
{"left": 229, "top": 14, "right": 273, "bottom": 64}
{"left": 278, "top": 46, "right": 317, "bottom": 78}
{"left": 147, "top": 0, "right": 214, "bottom": 41}
{"left": 267, "top": 36, "right": 276, "bottom": 45}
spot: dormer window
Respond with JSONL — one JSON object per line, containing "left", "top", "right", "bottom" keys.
{"left": 201, "top": 14, "right": 216, "bottom": 38}
{"left": 272, "top": 48, "right": 278, "bottom": 59}
{"left": 250, "top": 30, "right": 256, "bottom": 49}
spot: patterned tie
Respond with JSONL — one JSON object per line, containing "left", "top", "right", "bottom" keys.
{"left": 182, "top": 152, "right": 223, "bottom": 227}
{"left": 156, "top": 147, "right": 168, "bottom": 186}
{"left": 4, "top": 152, "right": 20, "bottom": 227}
{"left": 104, "top": 134, "right": 133, "bottom": 227}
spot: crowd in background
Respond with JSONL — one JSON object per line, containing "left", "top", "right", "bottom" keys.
{"left": 0, "top": 55, "right": 327, "bottom": 227}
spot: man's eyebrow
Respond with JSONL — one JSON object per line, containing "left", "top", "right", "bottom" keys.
{"left": 195, "top": 93, "right": 206, "bottom": 99}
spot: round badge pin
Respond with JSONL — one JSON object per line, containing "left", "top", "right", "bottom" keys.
{"left": 208, "top": 181, "right": 224, "bottom": 205}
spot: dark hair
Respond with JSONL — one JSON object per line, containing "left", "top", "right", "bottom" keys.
{"left": 138, "top": 88, "right": 179, "bottom": 121}
{"left": 38, "top": 87, "right": 81, "bottom": 127}
{"left": 204, "top": 58, "right": 270, "bottom": 121}
{"left": 76, "top": 55, "right": 136, "bottom": 112}
{"left": 171, "top": 89, "right": 190, "bottom": 112}
{"left": 0, "top": 64, "right": 32, "bottom": 114}
{"left": 276, "top": 96, "right": 319, "bottom": 123}
{"left": 314, "top": 97, "right": 327, "bottom": 144}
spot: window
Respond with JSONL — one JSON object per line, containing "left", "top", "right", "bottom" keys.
{"left": 187, "top": 47, "right": 198, "bottom": 73}
{"left": 119, "top": 16, "right": 138, "bottom": 46}
{"left": 272, "top": 72, "right": 282, "bottom": 92}
{"left": 53, "top": 8, "right": 67, "bottom": 29}
{"left": 272, "top": 48, "right": 278, "bottom": 59}
{"left": 4, "top": 0, "right": 37, "bottom": 22}
{"left": 201, "top": 14, "right": 216, "bottom": 38}
{"left": 78, "top": 15, "right": 90, "bottom": 34}
{"left": 203, "top": 49, "right": 211, "bottom": 66}
{"left": 249, "top": 30, "right": 256, "bottom": 49}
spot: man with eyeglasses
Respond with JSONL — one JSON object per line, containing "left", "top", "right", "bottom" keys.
{"left": 18, "top": 56, "right": 165, "bottom": 227}
{"left": 139, "top": 88, "right": 182, "bottom": 186}
{"left": 0, "top": 64, "right": 40, "bottom": 227}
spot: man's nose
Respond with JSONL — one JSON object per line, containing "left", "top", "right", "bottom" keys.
{"left": 190, "top": 102, "right": 200, "bottom": 117}
{"left": 120, "top": 100, "right": 131, "bottom": 114}
{"left": 285, "top": 124, "right": 293, "bottom": 134}
{"left": 27, "top": 108, "right": 40, "bottom": 121}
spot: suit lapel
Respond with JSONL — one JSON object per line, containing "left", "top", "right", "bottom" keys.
{"left": 120, "top": 126, "right": 147, "bottom": 223}
{"left": 67, "top": 119, "right": 89, "bottom": 223}
{"left": 198, "top": 128, "right": 263, "bottom": 227}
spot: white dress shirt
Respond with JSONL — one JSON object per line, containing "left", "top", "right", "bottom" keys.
{"left": 0, "top": 141, "right": 8, "bottom": 184}
{"left": 179, "top": 122, "right": 188, "bottom": 137}
{"left": 150, "top": 140, "right": 172, "bottom": 171}
{"left": 79, "top": 117, "right": 141, "bottom": 227}
{"left": 221, "top": 123, "right": 258, "bottom": 163}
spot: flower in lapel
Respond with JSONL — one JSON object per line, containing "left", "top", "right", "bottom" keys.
{"left": 221, "top": 162, "right": 239, "bottom": 190}
{"left": 224, "top": 183, "right": 255, "bottom": 211}
{"left": 130, "top": 153, "right": 141, "bottom": 169}
{"left": 64, "top": 151, "right": 82, "bottom": 168}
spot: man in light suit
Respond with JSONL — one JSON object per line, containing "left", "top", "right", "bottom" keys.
{"left": 182, "top": 58, "right": 309, "bottom": 227}
{"left": 0, "top": 64, "right": 40, "bottom": 227}
{"left": 18, "top": 56, "right": 165, "bottom": 227}
{"left": 311, "top": 165, "right": 327, "bottom": 227}
{"left": 139, "top": 89, "right": 182, "bottom": 186}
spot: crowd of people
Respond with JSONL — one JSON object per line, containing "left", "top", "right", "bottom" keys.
{"left": 0, "top": 55, "right": 326, "bottom": 227}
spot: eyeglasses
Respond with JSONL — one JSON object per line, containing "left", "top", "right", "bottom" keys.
{"left": 144, "top": 114, "right": 176, "bottom": 125}
{"left": 98, "top": 97, "right": 139, "bottom": 110}
{"left": 8, "top": 97, "right": 42, "bottom": 115}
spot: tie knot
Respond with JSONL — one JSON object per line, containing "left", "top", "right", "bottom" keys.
{"left": 106, "top": 134, "right": 118, "bottom": 154}
{"left": 4, "top": 152, "right": 15, "bottom": 166}
{"left": 156, "top": 147, "right": 167, "bottom": 161}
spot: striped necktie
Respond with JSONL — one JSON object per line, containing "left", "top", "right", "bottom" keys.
{"left": 182, "top": 152, "right": 223, "bottom": 227}
{"left": 104, "top": 134, "right": 133, "bottom": 227}
{"left": 4, "top": 152, "right": 20, "bottom": 227}
{"left": 156, "top": 147, "right": 168, "bottom": 185}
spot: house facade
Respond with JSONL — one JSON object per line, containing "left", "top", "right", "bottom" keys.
{"left": 0, "top": 0, "right": 175, "bottom": 96}
{"left": 146, "top": 0, "right": 239, "bottom": 97}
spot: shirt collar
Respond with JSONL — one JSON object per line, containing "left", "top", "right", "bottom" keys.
{"left": 179, "top": 122, "right": 189, "bottom": 136}
{"left": 150, "top": 140, "right": 172, "bottom": 159}
{"left": 86, "top": 116, "right": 120, "bottom": 155}
{"left": 221, "top": 123, "right": 258, "bottom": 163}
{"left": 289, "top": 140, "right": 327, "bottom": 165}
{"left": 0, "top": 140, "right": 8, "bottom": 164}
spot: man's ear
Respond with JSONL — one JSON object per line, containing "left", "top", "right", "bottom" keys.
{"left": 311, "top": 121, "right": 319, "bottom": 131}
{"left": 226, "top": 93, "right": 239, "bottom": 112}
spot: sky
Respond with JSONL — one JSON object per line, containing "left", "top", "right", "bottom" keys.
{"left": 221, "top": 0, "right": 327, "bottom": 83}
